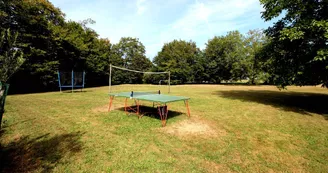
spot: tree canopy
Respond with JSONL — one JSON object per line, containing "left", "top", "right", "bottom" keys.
{"left": 153, "top": 40, "right": 199, "bottom": 84}
{"left": 260, "top": 0, "right": 328, "bottom": 88}
{"left": 204, "top": 31, "right": 246, "bottom": 83}
{"left": 0, "top": 28, "right": 25, "bottom": 82}
{"left": 110, "top": 37, "right": 152, "bottom": 84}
{"left": 0, "top": 0, "right": 112, "bottom": 91}
{"left": 1, "top": 0, "right": 326, "bottom": 93}
{"left": 244, "top": 29, "right": 269, "bottom": 84}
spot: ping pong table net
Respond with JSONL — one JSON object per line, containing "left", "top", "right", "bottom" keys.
{"left": 130, "top": 90, "right": 161, "bottom": 97}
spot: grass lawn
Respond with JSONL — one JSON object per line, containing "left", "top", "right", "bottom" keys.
{"left": 1, "top": 84, "right": 328, "bottom": 172}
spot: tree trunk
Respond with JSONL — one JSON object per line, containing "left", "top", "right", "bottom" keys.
{"left": 0, "top": 82, "right": 10, "bottom": 129}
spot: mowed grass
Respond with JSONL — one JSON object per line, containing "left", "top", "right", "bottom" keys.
{"left": 1, "top": 84, "right": 328, "bottom": 172}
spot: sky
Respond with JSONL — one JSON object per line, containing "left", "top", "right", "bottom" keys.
{"left": 50, "top": 0, "right": 279, "bottom": 59}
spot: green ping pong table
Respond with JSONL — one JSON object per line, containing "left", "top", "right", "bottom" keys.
{"left": 108, "top": 91, "right": 190, "bottom": 127}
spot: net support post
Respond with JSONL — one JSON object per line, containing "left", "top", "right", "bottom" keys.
{"left": 168, "top": 71, "right": 171, "bottom": 93}
{"left": 109, "top": 64, "right": 112, "bottom": 93}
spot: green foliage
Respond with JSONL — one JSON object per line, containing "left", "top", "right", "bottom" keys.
{"left": 0, "top": 28, "right": 25, "bottom": 82}
{"left": 244, "top": 29, "right": 269, "bottom": 84}
{"left": 204, "top": 31, "right": 246, "bottom": 83}
{"left": 142, "top": 66, "right": 168, "bottom": 84}
{"left": 4, "top": 0, "right": 322, "bottom": 92}
{"left": 1, "top": 0, "right": 65, "bottom": 87}
{"left": 153, "top": 40, "right": 199, "bottom": 83}
{"left": 110, "top": 37, "right": 152, "bottom": 84}
{"left": 0, "top": 0, "right": 113, "bottom": 90}
{"left": 260, "top": 0, "right": 328, "bottom": 88}
{"left": 192, "top": 51, "right": 209, "bottom": 83}
{"left": 86, "top": 38, "right": 111, "bottom": 74}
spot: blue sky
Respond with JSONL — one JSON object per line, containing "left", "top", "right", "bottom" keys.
{"left": 50, "top": 0, "right": 278, "bottom": 59}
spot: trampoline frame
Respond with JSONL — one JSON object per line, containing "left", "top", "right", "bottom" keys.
{"left": 58, "top": 70, "right": 85, "bottom": 92}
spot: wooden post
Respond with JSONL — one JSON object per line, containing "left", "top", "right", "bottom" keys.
{"left": 109, "top": 64, "right": 112, "bottom": 93}
{"left": 168, "top": 71, "right": 171, "bottom": 93}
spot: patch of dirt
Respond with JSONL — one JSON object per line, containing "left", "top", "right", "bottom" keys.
{"left": 92, "top": 105, "right": 109, "bottom": 113}
{"left": 202, "top": 160, "right": 231, "bottom": 173}
{"left": 165, "top": 119, "right": 225, "bottom": 137}
{"left": 92, "top": 102, "right": 127, "bottom": 113}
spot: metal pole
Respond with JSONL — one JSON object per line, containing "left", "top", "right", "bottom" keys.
{"left": 168, "top": 71, "right": 170, "bottom": 93}
{"left": 82, "top": 71, "right": 85, "bottom": 92}
{"left": 71, "top": 70, "right": 74, "bottom": 93}
{"left": 109, "top": 64, "right": 112, "bottom": 93}
{"left": 58, "top": 71, "right": 62, "bottom": 92}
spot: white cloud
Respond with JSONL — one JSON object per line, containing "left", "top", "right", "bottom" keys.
{"left": 50, "top": 0, "right": 273, "bottom": 59}
{"left": 156, "top": 0, "right": 261, "bottom": 51}
{"left": 137, "top": 0, "right": 147, "bottom": 15}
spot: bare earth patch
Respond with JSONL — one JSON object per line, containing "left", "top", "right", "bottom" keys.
{"left": 202, "top": 160, "right": 232, "bottom": 173}
{"left": 92, "top": 104, "right": 109, "bottom": 113}
{"left": 92, "top": 102, "right": 127, "bottom": 113}
{"left": 164, "top": 119, "right": 225, "bottom": 137}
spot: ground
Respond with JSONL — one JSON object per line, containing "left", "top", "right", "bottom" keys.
{"left": 1, "top": 84, "right": 328, "bottom": 172}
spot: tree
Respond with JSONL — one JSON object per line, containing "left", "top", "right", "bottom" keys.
{"left": 85, "top": 38, "right": 112, "bottom": 86}
{"left": 244, "top": 29, "right": 268, "bottom": 84}
{"left": 0, "top": 29, "right": 25, "bottom": 82}
{"left": 142, "top": 65, "right": 168, "bottom": 85}
{"left": 204, "top": 31, "right": 246, "bottom": 83}
{"left": 192, "top": 51, "right": 209, "bottom": 83}
{"left": 0, "top": 0, "right": 113, "bottom": 92}
{"left": 260, "top": 0, "right": 328, "bottom": 88}
{"left": 0, "top": 28, "right": 25, "bottom": 128}
{"left": 1, "top": 0, "right": 66, "bottom": 90}
{"left": 153, "top": 40, "right": 199, "bottom": 84}
{"left": 110, "top": 37, "right": 152, "bottom": 84}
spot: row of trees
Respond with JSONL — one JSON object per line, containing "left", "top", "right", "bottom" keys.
{"left": 1, "top": 0, "right": 327, "bottom": 93}
{"left": 0, "top": 0, "right": 152, "bottom": 93}
{"left": 147, "top": 30, "right": 268, "bottom": 85}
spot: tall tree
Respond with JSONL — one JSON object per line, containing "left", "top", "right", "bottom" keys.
{"left": 204, "top": 31, "right": 246, "bottom": 83}
{"left": 85, "top": 38, "right": 112, "bottom": 86}
{"left": 192, "top": 51, "right": 209, "bottom": 83}
{"left": 1, "top": 0, "right": 66, "bottom": 90}
{"left": 1, "top": 0, "right": 111, "bottom": 92}
{"left": 244, "top": 29, "right": 268, "bottom": 84}
{"left": 260, "top": 0, "right": 328, "bottom": 88}
{"left": 153, "top": 40, "right": 199, "bottom": 84}
{"left": 0, "top": 29, "right": 25, "bottom": 82}
{"left": 110, "top": 37, "right": 152, "bottom": 84}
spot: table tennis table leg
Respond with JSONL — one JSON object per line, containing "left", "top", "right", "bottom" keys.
{"left": 136, "top": 100, "right": 141, "bottom": 118}
{"left": 124, "top": 98, "right": 128, "bottom": 115}
{"left": 184, "top": 100, "right": 191, "bottom": 117}
{"left": 108, "top": 96, "right": 114, "bottom": 112}
{"left": 157, "top": 104, "right": 169, "bottom": 127}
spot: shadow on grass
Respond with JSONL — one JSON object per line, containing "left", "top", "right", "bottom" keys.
{"left": 116, "top": 105, "right": 186, "bottom": 120}
{"left": 216, "top": 90, "right": 328, "bottom": 118}
{"left": 0, "top": 131, "right": 85, "bottom": 173}
{"left": 1, "top": 118, "right": 36, "bottom": 129}
{"left": 0, "top": 129, "right": 5, "bottom": 139}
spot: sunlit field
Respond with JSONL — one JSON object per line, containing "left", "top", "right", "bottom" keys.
{"left": 1, "top": 85, "right": 328, "bottom": 172}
